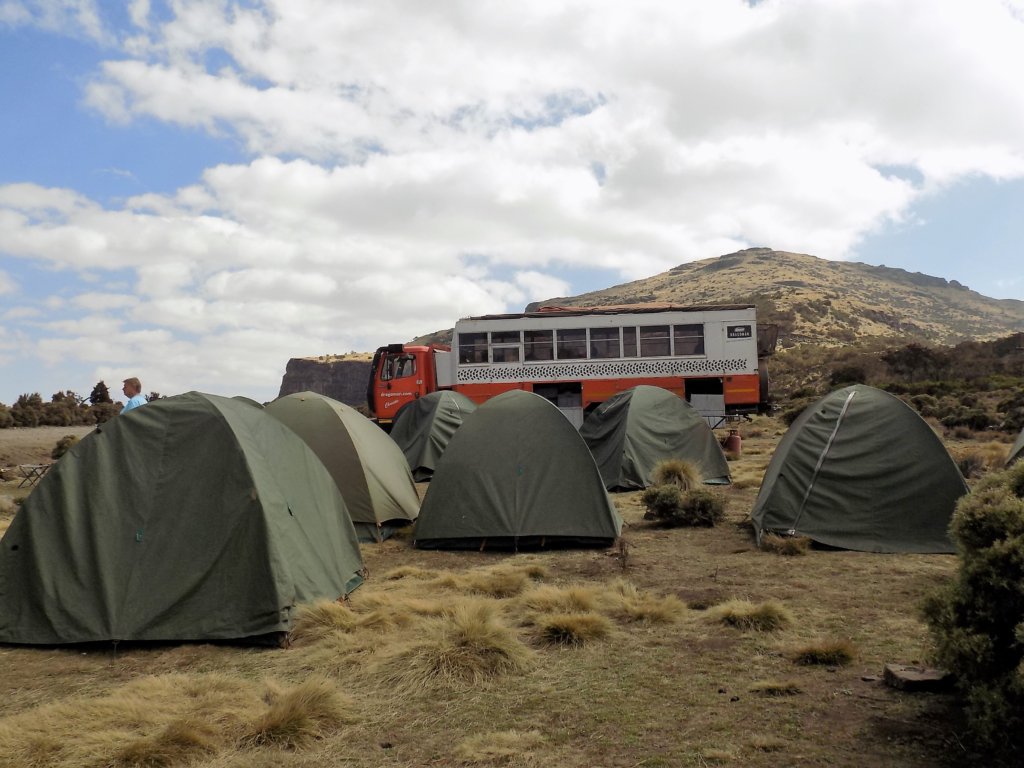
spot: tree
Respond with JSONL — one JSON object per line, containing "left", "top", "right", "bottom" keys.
{"left": 89, "top": 381, "right": 113, "bottom": 405}
{"left": 11, "top": 393, "right": 44, "bottom": 427}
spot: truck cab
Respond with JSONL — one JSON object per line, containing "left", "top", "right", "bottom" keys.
{"left": 367, "top": 344, "right": 451, "bottom": 428}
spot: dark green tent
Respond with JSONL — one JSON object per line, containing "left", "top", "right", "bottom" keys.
{"left": 0, "top": 392, "right": 364, "bottom": 645}
{"left": 414, "top": 390, "right": 622, "bottom": 549}
{"left": 1008, "top": 428, "right": 1024, "bottom": 467}
{"left": 580, "top": 386, "right": 731, "bottom": 490}
{"left": 266, "top": 392, "right": 419, "bottom": 541}
{"left": 390, "top": 391, "right": 477, "bottom": 481}
{"left": 752, "top": 384, "right": 968, "bottom": 553}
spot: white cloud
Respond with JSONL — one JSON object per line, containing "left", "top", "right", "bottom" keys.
{"left": 2, "top": 306, "right": 40, "bottom": 320}
{"left": 3, "top": 0, "right": 1024, "bottom": 402}
{"left": 0, "top": 0, "right": 105, "bottom": 41}
{"left": 71, "top": 292, "right": 140, "bottom": 311}
{"left": 127, "top": 0, "right": 149, "bottom": 30}
{"left": 0, "top": 269, "right": 15, "bottom": 294}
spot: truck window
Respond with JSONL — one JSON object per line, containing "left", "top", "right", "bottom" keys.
{"left": 490, "top": 330, "right": 521, "bottom": 363}
{"left": 623, "top": 327, "right": 638, "bottom": 357}
{"left": 639, "top": 325, "right": 670, "bottom": 357}
{"left": 673, "top": 324, "right": 705, "bottom": 356}
{"left": 380, "top": 354, "right": 417, "bottom": 380}
{"left": 590, "top": 327, "right": 620, "bottom": 359}
{"left": 458, "top": 332, "right": 488, "bottom": 364}
{"left": 525, "top": 330, "right": 554, "bottom": 361}
{"left": 556, "top": 329, "right": 587, "bottom": 360}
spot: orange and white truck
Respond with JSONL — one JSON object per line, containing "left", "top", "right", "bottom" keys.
{"left": 368, "top": 303, "right": 775, "bottom": 429}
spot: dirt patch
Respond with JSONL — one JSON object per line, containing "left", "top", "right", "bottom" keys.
{"left": 0, "top": 426, "right": 97, "bottom": 469}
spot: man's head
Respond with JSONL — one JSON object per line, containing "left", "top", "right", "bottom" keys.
{"left": 122, "top": 377, "right": 142, "bottom": 398}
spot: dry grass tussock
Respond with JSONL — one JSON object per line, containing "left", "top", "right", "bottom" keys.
{"left": 0, "top": 672, "right": 351, "bottom": 768}
{"left": 760, "top": 533, "right": 811, "bottom": 556}
{"left": 748, "top": 734, "right": 787, "bottom": 752}
{"left": 748, "top": 679, "right": 802, "bottom": 696}
{"left": 599, "top": 578, "right": 687, "bottom": 624}
{"left": 790, "top": 638, "right": 857, "bottom": 666}
{"left": 382, "top": 565, "right": 437, "bottom": 580}
{"left": 535, "top": 612, "right": 614, "bottom": 647}
{"left": 368, "top": 600, "right": 534, "bottom": 690}
{"left": 650, "top": 458, "right": 702, "bottom": 490}
{"left": 950, "top": 441, "right": 1014, "bottom": 479}
{"left": 290, "top": 600, "right": 361, "bottom": 644}
{"left": 431, "top": 563, "right": 549, "bottom": 598}
{"left": 516, "top": 583, "right": 599, "bottom": 614}
{"left": 289, "top": 567, "right": 683, "bottom": 689}
{"left": 241, "top": 676, "right": 356, "bottom": 749}
{"left": 454, "top": 729, "right": 546, "bottom": 765}
{"left": 707, "top": 599, "right": 793, "bottom": 632}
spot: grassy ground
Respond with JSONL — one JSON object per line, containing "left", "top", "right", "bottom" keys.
{"left": 0, "top": 419, "right": 987, "bottom": 767}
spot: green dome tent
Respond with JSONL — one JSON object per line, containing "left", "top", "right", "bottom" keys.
{"left": 579, "top": 385, "right": 731, "bottom": 490}
{"left": 752, "top": 384, "right": 968, "bottom": 553}
{"left": 1007, "top": 427, "right": 1024, "bottom": 467}
{"left": 414, "top": 390, "right": 622, "bottom": 550}
{"left": 0, "top": 392, "right": 364, "bottom": 645}
{"left": 232, "top": 395, "right": 264, "bottom": 408}
{"left": 266, "top": 392, "right": 419, "bottom": 541}
{"left": 390, "top": 391, "right": 478, "bottom": 481}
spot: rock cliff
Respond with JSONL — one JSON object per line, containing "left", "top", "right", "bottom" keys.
{"left": 277, "top": 355, "right": 372, "bottom": 408}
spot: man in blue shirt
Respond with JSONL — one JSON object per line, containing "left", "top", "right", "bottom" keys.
{"left": 122, "top": 377, "right": 146, "bottom": 412}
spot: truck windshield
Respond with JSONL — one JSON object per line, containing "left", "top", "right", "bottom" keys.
{"left": 380, "top": 354, "right": 417, "bottom": 381}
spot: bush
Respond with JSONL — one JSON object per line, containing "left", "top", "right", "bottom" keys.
{"left": 828, "top": 365, "right": 864, "bottom": 387}
{"left": 923, "top": 465, "right": 1024, "bottom": 757}
{"left": 51, "top": 435, "right": 80, "bottom": 460}
{"left": 641, "top": 486, "right": 725, "bottom": 527}
{"left": 11, "top": 393, "right": 43, "bottom": 427}
{"left": 781, "top": 398, "right": 815, "bottom": 426}
{"left": 941, "top": 408, "right": 993, "bottom": 432}
{"left": 910, "top": 393, "right": 940, "bottom": 417}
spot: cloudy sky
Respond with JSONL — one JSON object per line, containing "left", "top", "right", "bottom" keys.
{"left": 2, "top": 0, "right": 1023, "bottom": 406}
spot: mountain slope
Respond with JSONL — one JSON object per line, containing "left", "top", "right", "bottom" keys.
{"left": 530, "top": 248, "right": 1024, "bottom": 348}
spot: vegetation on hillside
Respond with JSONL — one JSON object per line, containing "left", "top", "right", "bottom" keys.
{"left": 771, "top": 334, "right": 1024, "bottom": 434}
{"left": 539, "top": 248, "right": 1024, "bottom": 348}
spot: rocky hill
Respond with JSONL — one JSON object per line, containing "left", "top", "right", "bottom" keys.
{"left": 530, "top": 248, "right": 1024, "bottom": 348}
{"left": 277, "top": 354, "right": 372, "bottom": 407}
{"left": 278, "top": 249, "right": 1024, "bottom": 404}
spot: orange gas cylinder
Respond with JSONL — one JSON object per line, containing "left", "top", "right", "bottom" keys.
{"left": 724, "top": 429, "right": 742, "bottom": 455}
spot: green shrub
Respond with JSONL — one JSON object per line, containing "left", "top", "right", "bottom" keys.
{"left": 1007, "top": 462, "right": 1024, "bottom": 499}
{"left": 51, "top": 435, "right": 80, "bottom": 460}
{"left": 828, "top": 366, "right": 864, "bottom": 387}
{"left": 641, "top": 485, "right": 724, "bottom": 527}
{"left": 910, "top": 393, "right": 940, "bottom": 417}
{"left": 923, "top": 465, "right": 1024, "bottom": 757}
{"left": 781, "top": 398, "right": 815, "bottom": 426}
